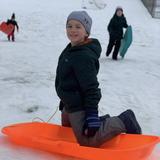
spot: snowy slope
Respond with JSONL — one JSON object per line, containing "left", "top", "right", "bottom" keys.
{"left": 0, "top": 0, "right": 160, "bottom": 159}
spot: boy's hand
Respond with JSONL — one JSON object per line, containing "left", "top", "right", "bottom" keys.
{"left": 83, "top": 108, "right": 101, "bottom": 137}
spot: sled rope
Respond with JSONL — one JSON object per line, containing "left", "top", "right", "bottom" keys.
{"left": 46, "top": 106, "right": 59, "bottom": 122}
{"left": 32, "top": 106, "right": 59, "bottom": 123}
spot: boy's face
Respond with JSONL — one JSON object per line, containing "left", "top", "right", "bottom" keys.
{"left": 66, "top": 20, "right": 88, "bottom": 46}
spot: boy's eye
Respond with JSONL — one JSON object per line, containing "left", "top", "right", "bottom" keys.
{"left": 67, "top": 25, "right": 72, "bottom": 28}
{"left": 76, "top": 26, "right": 81, "bottom": 29}
{"left": 67, "top": 25, "right": 82, "bottom": 29}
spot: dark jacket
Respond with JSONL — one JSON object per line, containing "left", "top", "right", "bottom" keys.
{"left": 6, "top": 19, "right": 19, "bottom": 31}
{"left": 55, "top": 39, "right": 102, "bottom": 113}
{"left": 108, "top": 14, "right": 128, "bottom": 40}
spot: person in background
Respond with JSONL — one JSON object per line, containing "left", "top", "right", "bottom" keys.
{"left": 106, "top": 7, "right": 128, "bottom": 60}
{"left": 55, "top": 10, "right": 141, "bottom": 147}
{"left": 6, "top": 13, "right": 19, "bottom": 42}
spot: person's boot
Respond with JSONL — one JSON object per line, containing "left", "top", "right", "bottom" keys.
{"left": 118, "top": 109, "right": 142, "bottom": 134}
{"left": 112, "top": 52, "right": 118, "bottom": 60}
{"left": 100, "top": 114, "right": 110, "bottom": 121}
{"left": 106, "top": 51, "right": 110, "bottom": 57}
{"left": 112, "top": 57, "right": 118, "bottom": 60}
{"left": 8, "top": 35, "right": 10, "bottom": 41}
{"left": 12, "top": 35, "right": 15, "bottom": 42}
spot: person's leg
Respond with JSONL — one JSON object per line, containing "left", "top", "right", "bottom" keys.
{"left": 100, "top": 114, "right": 110, "bottom": 121}
{"left": 68, "top": 111, "right": 87, "bottom": 144}
{"left": 93, "top": 116, "right": 126, "bottom": 147}
{"left": 68, "top": 111, "right": 126, "bottom": 147}
{"left": 7, "top": 34, "right": 10, "bottom": 41}
{"left": 106, "top": 36, "right": 116, "bottom": 57}
{"left": 112, "top": 39, "right": 121, "bottom": 60}
{"left": 61, "top": 110, "right": 71, "bottom": 127}
{"left": 118, "top": 109, "right": 142, "bottom": 134}
{"left": 11, "top": 32, "right": 15, "bottom": 42}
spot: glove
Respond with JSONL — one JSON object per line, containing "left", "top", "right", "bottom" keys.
{"left": 83, "top": 108, "right": 101, "bottom": 137}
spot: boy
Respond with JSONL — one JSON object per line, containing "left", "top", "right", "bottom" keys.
{"left": 55, "top": 11, "right": 141, "bottom": 147}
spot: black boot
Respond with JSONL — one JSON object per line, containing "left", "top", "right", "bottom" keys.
{"left": 8, "top": 35, "right": 10, "bottom": 41}
{"left": 118, "top": 109, "right": 142, "bottom": 134}
{"left": 100, "top": 114, "right": 110, "bottom": 121}
{"left": 112, "top": 57, "right": 118, "bottom": 60}
{"left": 106, "top": 51, "right": 110, "bottom": 57}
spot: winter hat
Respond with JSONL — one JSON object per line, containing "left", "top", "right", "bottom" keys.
{"left": 67, "top": 11, "right": 92, "bottom": 35}
{"left": 11, "top": 13, "right": 15, "bottom": 19}
{"left": 116, "top": 6, "right": 123, "bottom": 12}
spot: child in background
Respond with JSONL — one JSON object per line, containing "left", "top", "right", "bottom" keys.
{"left": 106, "top": 7, "right": 128, "bottom": 60}
{"left": 55, "top": 11, "right": 141, "bottom": 147}
{"left": 6, "top": 13, "right": 19, "bottom": 41}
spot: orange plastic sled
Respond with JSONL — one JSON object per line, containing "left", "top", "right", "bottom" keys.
{"left": 0, "top": 22, "right": 14, "bottom": 35}
{"left": 1, "top": 122, "right": 160, "bottom": 160}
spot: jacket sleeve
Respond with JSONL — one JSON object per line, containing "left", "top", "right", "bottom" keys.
{"left": 107, "top": 18, "right": 114, "bottom": 33}
{"left": 15, "top": 21, "right": 19, "bottom": 31}
{"left": 72, "top": 53, "right": 101, "bottom": 110}
{"left": 59, "top": 100, "right": 64, "bottom": 111}
{"left": 55, "top": 71, "right": 59, "bottom": 93}
{"left": 123, "top": 17, "right": 128, "bottom": 28}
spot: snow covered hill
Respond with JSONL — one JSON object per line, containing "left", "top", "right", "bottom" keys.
{"left": 0, "top": 0, "right": 160, "bottom": 159}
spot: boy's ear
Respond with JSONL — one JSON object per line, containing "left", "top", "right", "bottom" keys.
{"left": 85, "top": 32, "right": 89, "bottom": 37}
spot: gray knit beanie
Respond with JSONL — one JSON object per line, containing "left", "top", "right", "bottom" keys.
{"left": 67, "top": 11, "right": 92, "bottom": 35}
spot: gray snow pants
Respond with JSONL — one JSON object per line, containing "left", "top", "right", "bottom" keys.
{"left": 61, "top": 111, "right": 126, "bottom": 147}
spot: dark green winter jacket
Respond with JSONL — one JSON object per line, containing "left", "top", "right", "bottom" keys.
{"left": 55, "top": 39, "right": 102, "bottom": 113}
{"left": 108, "top": 14, "right": 128, "bottom": 40}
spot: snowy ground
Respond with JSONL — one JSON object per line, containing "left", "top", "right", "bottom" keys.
{"left": 0, "top": 0, "right": 160, "bottom": 159}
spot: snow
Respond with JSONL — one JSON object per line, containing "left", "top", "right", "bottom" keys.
{"left": 0, "top": 0, "right": 160, "bottom": 159}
